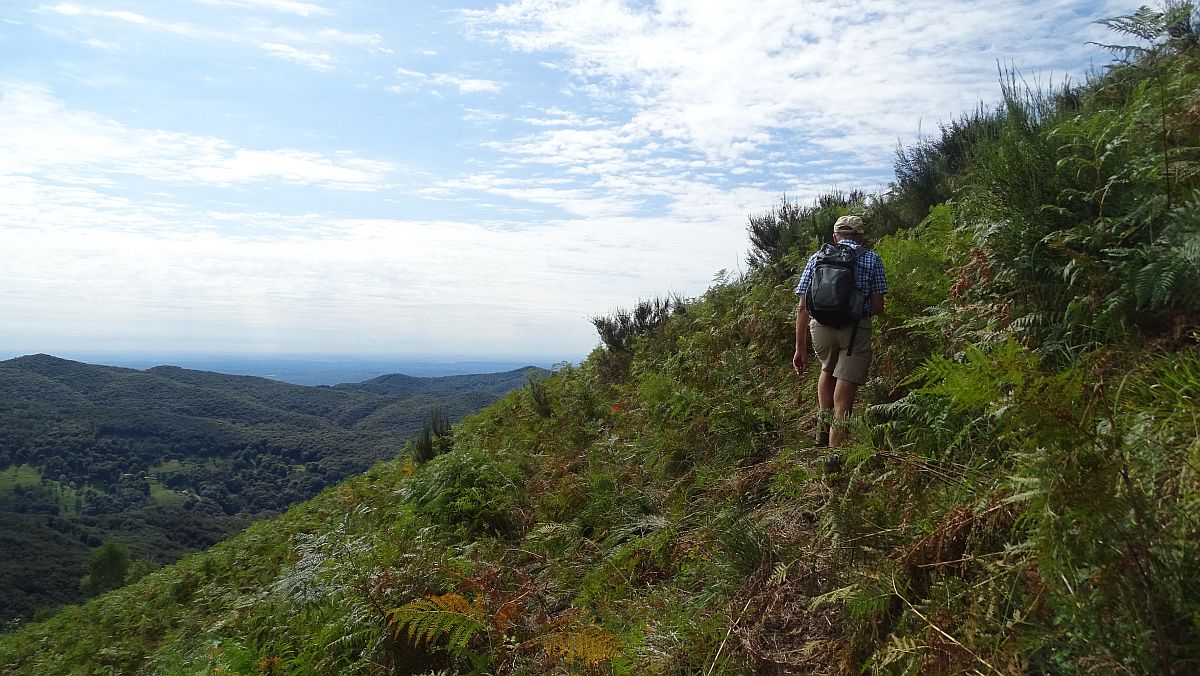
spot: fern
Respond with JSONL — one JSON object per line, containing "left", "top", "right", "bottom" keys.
{"left": 390, "top": 593, "right": 486, "bottom": 656}
{"left": 1129, "top": 190, "right": 1200, "bottom": 310}
{"left": 869, "top": 635, "right": 925, "bottom": 672}
{"left": 768, "top": 561, "right": 791, "bottom": 587}
{"left": 323, "top": 604, "right": 386, "bottom": 667}
{"left": 526, "top": 626, "right": 622, "bottom": 667}
{"left": 325, "top": 628, "right": 378, "bottom": 657}
{"left": 402, "top": 448, "right": 519, "bottom": 534}
{"left": 267, "top": 531, "right": 345, "bottom": 607}
{"left": 808, "top": 583, "right": 859, "bottom": 612}
{"left": 524, "top": 522, "right": 582, "bottom": 558}
{"left": 1133, "top": 251, "right": 1197, "bottom": 308}
{"left": 392, "top": 592, "right": 622, "bottom": 668}
{"left": 1093, "top": 4, "right": 1198, "bottom": 60}
{"left": 600, "top": 513, "right": 670, "bottom": 550}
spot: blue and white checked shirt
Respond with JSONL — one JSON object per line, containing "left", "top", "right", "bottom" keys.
{"left": 794, "top": 241, "right": 888, "bottom": 317}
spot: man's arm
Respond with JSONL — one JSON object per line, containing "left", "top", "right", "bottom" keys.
{"left": 866, "top": 251, "right": 888, "bottom": 317}
{"left": 793, "top": 297, "right": 809, "bottom": 374}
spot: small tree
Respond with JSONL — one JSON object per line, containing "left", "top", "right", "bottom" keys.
{"left": 745, "top": 191, "right": 867, "bottom": 275}
{"left": 412, "top": 407, "right": 453, "bottom": 463}
{"left": 81, "top": 540, "right": 130, "bottom": 596}
{"left": 591, "top": 296, "right": 685, "bottom": 355}
{"left": 527, "top": 375, "right": 553, "bottom": 418}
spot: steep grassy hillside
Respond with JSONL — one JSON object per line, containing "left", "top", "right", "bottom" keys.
{"left": 0, "top": 356, "right": 542, "bottom": 624}
{"left": 2, "top": 5, "right": 1198, "bottom": 674}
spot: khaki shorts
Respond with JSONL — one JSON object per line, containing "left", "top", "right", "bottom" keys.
{"left": 810, "top": 317, "right": 873, "bottom": 385}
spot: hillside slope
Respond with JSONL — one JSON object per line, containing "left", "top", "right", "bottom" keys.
{"left": 3, "top": 6, "right": 1198, "bottom": 674}
{"left": 0, "top": 356, "right": 543, "bottom": 625}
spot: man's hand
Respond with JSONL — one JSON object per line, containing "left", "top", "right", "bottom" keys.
{"left": 794, "top": 300, "right": 809, "bottom": 375}
{"left": 793, "top": 348, "right": 808, "bottom": 375}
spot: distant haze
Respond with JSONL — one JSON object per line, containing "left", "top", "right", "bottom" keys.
{"left": 0, "top": 352, "right": 576, "bottom": 386}
{"left": 1, "top": 1, "right": 1125, "bottom": 356}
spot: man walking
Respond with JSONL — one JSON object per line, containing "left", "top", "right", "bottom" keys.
{"left": 793, "top": 215, "right": 888, "bottom": 447}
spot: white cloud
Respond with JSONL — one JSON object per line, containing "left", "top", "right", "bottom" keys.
{"left": 393, "top": 67, "right": 504, "bottom": 95}
{"left": 313, "top": 27, "right": 388, "bottom": 50}
{"left": 82, "top": 37, "right": 121, "bottom": 50}
{"left": 0, "top": 192, "right": 744, "bottom": 355}
{"left": 462, "top": 107, "right": 508, "bottom": 123}
{"left": 523, "top": 106, "right": 604, "bottom": 127}
{"left": 4, "top": 1, "right": 1136, "bottom": 357}
{"left": 47, "top": 3, "right": 83, "bottom": 17}
{"left": 431, "top": 73, "right": 503, "bottom": 94}
{"left": 425, "top": 172, "right": 642, "bottom": 218}
{"left": 463, "top": 0, "right": 1123, "bottom": 183}
{"left": 48, "top": 3, "right": 149, "bottom": 25}
{"left": 405, "top": 0, "right": 1131, "bottom": 305}
{"left": 261, "top": 42, "right": 334, "bottom": 71}
{"left": 192, "top": 149, "right": 393, "bottom": 188}
{"left": 194, "top": 0, "right": 331, "bottom": 17}
{"left": 0, "top": 82, "right": 394, "bottom": 190}
{"left": 0, "top": 75, "right": 747, "bottom": 356}
{"left": 41, "top": 1, "right": 386, "bottom": 71}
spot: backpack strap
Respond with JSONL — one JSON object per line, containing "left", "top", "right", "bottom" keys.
{"left": 842, "top": 244, "right": 865, "bottom": 357}
{"left": 840, "top": 242, "right": 867, "bottom": 260}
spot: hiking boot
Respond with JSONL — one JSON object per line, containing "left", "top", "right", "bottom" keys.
{"left": 824, "top": 454, "right": 843, "bottom": 474}
{"left": 815, "top": 428, "right": 830, "bottom": 448}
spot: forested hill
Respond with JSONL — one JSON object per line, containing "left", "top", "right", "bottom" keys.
{"left": 336, "top": 369, "right": 548, "bottom": 398}
{"left": 3, "top": 5, "right": 1199, "bottom": 674}
{"left": 0, "top": 354, "right": 543, "bottom": 625}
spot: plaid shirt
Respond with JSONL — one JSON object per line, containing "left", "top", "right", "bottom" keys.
{"left": 794, "top": 240, "right": 888, "bottom": 316}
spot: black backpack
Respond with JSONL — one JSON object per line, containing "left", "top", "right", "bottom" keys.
{"left": 806, "top": 242, "right": 866, "bottom": 328}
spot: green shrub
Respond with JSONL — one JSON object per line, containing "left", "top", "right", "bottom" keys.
{"left": 404, "top": 449, "right": 521, "bottom": 536}
{"left": 745, "top": 191, "right": 866, "bottom": 276}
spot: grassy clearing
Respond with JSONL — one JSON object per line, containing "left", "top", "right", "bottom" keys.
{"left": 0, "top": 465, "right": 82, "bottom": 516}
{"left": 149, "top": 459, "right": 185, "bottom": 475}
{"left": 0, "top": 464, "right": 43, "bottom": 495}
{"left": 148, "top": 481, "right": 187, "bottom": 507}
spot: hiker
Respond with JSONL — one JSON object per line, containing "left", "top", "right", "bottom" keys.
{"left": 792, "top": 215, "right": 888, "bottom": 448}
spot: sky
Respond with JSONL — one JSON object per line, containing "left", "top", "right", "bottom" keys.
{"left": 1, "top": 0, "right": 1128, "bottom": 360}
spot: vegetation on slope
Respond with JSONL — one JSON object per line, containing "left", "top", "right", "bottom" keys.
{"left": 0, "top": 356, "right": 541, "bottom": 625}
{"left": 2, "top": 4, "right": 1198, "bottom": 674}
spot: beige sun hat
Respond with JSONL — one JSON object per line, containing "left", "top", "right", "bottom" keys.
{"left": 833, "top": 215, "right": 865, "bottom": 235}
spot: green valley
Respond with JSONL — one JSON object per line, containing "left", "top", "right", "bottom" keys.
{"left": 0, "top": 355, "right": 543, "bottom": 625}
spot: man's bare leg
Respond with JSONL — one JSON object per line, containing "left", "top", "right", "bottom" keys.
{"left": 830, "top": 379, "right": 859, "bottom": 447}
{"left": 817, "top": 369, "right": 837, "bottom": 410}
{"left": 817, "top": 368, "right": 836, "bottom": 446}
